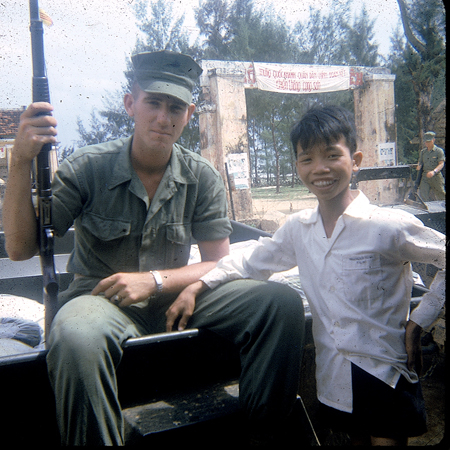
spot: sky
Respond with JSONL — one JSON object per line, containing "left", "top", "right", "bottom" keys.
{"left": 0, "top": 0, "right": 402, "bottom": 149}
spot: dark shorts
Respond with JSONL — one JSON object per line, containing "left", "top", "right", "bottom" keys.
{"left": 319, "top": 363, "right": 427, "bottom": 439}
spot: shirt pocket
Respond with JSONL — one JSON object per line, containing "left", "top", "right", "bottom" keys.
{"left": 342, "top": 253, "right": 384, "bottom": 305}
{"left": 164, "top": 223, "right": 192, "bottom": 268}
{"left": 81, "top": 212, "right": 131, "bottom": 242}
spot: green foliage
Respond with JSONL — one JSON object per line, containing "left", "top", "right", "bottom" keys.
{"left": 57, "top": 145, "right": 76, "bottom": 163}
{"left": 196, "top": 0, "right": 233, "bottom": 59}
{"left": 76, "top": 93, "right": 136, "bottom": 148}
{"left": 75, "top": 0, "right": 201, "bottom": 151}
{"left": 390, "top": 0, "right": 446, "bottom": 163}
{"left": 347, "top": 5, "right": 379, "bottom": 66}
{"left": 296, "top": 5, "right": 351, "bottom": 65}
{"left": 241, "top": 1, "right": 370, "bottom": 187}
{"left": 388, "top": 28, "right": 418, "bottom": 163}
{"left": 76, "top": 0, "right": 447, "bottom": 191}
{"left": 134, "top": 0, "right": 195, "bottom": 54}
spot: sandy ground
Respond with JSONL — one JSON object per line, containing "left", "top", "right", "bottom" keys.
{"left": 251, "top": 194, "right": 318, "bottom": 219}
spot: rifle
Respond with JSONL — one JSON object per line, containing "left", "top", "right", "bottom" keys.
{"left": 405, "top": 163, "right": 428, "bottom": 211}
{"left": 414, "top": 164, "right": 424, "bottom": 193}
{"left": 29, "top": 0, "right": 59, "bottom": 342}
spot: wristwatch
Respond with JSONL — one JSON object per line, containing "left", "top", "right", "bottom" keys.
{"left": 150, "top": 270, "right": 163, "bottom": 293}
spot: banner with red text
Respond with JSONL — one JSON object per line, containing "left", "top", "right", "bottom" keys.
{"left": 244, "top": 62, "right": 350, "bottom": 94}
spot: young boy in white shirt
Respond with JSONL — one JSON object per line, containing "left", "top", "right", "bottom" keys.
{"left": 166, "top": 105, "right": 445, "bottom": 446}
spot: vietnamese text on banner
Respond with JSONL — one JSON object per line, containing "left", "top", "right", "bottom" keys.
{"left": 244, "top": 62, "right": 350, "bottom": 94}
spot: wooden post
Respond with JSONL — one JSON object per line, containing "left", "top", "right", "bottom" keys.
{"left": 198, "top": 66, "right": 253, "bottom": 221}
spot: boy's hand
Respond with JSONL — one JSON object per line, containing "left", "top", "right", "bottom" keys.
{"left": 405, "top": 320, "right": 423, "bottom": 376}
{"left": 165, "top": 281, "right": 207, "bottom": 332}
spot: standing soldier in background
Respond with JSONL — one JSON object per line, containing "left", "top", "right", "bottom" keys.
{"left": 416, "top": 131, "right": 445, "bottom": 201}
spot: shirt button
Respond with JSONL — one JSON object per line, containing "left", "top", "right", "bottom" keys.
{"left": 330, "top": 286, "right": 336, "bottom": 292}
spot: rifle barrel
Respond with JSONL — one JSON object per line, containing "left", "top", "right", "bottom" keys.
{"left": 29, "top": 0, "right": 59, "bottom": 341}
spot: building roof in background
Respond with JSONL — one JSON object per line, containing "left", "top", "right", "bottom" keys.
{"left": 0, "top": 107, "right": 25, "bottom": 139}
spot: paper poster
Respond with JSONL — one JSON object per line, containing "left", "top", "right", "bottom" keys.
{"left": 226, "top": 153, "right": 250, "bottom": 190}
{"left": 378, "top": 142, "right": 396, "bottom": 166}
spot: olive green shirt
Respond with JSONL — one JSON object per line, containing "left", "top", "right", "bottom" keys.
{"left": 418, "top": 145, "right": 445, "bottom": 172}
{"left": 52, "top": 136, "right": 232, "bottom": 279}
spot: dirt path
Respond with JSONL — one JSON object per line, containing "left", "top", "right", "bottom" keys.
{"left": 251, "top": 194, "right": 318, "bottom": 219}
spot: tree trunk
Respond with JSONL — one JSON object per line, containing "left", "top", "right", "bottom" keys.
{"left": 251, "top": 120, "right": 259, "bottom": 186}
{"left": 270, "top": 111, "right": 280, "bottom": 194}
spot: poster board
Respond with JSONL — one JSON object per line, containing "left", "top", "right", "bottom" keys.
{"left": 378, "top": 142, "right": 396, "bottom": 166}
{"left": 226, "top": 153, "right": 250, "bottom": 190}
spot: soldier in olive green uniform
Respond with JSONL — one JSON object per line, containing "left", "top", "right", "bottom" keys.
{"left": 417, "top": 131, "right": 445, "bottom": 201}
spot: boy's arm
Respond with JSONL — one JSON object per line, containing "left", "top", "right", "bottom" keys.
{"left": 165, "top": 280, "right": 207, "bottom": 331}
{"left": 405, "top": 226, "right": 445, "bottom": 377}
{"left": 409, "top": 269, "right": 445, "bottom": 329}
{"left": 394, "top": 217, "right": 445, "bottom": 376}
{"left": 202, "top": 222, "right": 299, "bottom": 290}
{"left": 405, "top": 320, "right": 423, "bottom": 376}
{"left": 167, "top": 226, "right": 299, "bottom": 331}
{"left": 395, "top": 217, "right": 445, "bottom": 329}
{"left": 165, "top": 244, "right": 265, "bottom": 332}
{"left": 165, "top": 245, "right": 258, "bottom": 331}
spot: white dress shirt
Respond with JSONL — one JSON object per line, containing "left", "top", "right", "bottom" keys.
{"left": 201, "top": 191, "right": 445, "bottom": 412}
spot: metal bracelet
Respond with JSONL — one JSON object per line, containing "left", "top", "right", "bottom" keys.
{"left": 150, "top": 270, "right": 163, "bottom": 293}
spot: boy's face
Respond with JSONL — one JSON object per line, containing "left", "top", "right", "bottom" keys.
{"left": 295, "top": 136, "right": 362, "bottom": 204}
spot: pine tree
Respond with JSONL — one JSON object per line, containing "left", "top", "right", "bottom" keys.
{"left": 347, "top": 5, "right": 380, "bottom": 66}
{"left": 395, "top": 0, "right": 445, "bottom": 148}
{"left": 76, "top": 0, "right": 200, "bottom": 150}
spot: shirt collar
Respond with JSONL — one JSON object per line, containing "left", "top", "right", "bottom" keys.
{"left": 343, "top": 190, "right": 373, "bottom": 218}
{"left": 297, "top": 190, "right": 372, "bottom": 224}
{"left": 108, "top": 138, "right": 198, "bottom": 190}
{"left": 169, "top": 144, "right": 200, "bottom": 185}
{"left": 109, "top": 136, "right": 134, "bottom": 189}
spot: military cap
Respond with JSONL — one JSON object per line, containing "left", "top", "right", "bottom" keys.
{"left": 424, "top": 131, "right": 436, "bottom": 141}
{"left": 131, "top": 50, "right": 202, "bottom": 105}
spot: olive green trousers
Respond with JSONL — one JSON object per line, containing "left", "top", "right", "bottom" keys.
{"left": 419, "top": 174, "right": 446, "bottom": 200}
{"left": 47, "top": 279, "right": 305, "bottom": 445}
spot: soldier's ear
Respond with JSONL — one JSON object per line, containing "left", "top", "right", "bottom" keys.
{"left": 124, "top": 93, "right": 135, "bottom": 117}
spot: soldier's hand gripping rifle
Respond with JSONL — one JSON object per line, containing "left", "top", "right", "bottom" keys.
{"left": 29, "top": 0, "right": 59, "bottom": 342}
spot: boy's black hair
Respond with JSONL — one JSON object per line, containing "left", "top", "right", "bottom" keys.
{"left": 290, "top": 105, "right": 357, "bottom": 158}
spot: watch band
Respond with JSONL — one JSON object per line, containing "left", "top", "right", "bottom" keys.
{"left": 150, "top": 270, "right": 163, "bottom": 293}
